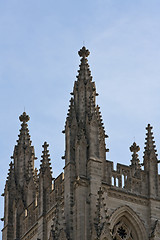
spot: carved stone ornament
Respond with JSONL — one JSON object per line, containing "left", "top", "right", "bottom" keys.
{"left": 150, "top": 220, "right": 160, "bottom": 239}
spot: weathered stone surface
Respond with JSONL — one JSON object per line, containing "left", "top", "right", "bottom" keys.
{"left": 2, "top": 47, "right": 160, "bottom": 240}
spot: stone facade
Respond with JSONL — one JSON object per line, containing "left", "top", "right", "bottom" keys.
{"left": 2, "top": 47, "right": 160, "bottom": 240}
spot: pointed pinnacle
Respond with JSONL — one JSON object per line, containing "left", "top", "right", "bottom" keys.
{"left": 144, "top": 124, "right": 158, "bottom": 156}
{"left": 40, "top": 141, "right": 52, "bottom": 174}
{"left": 41, "top": 141, "right": 51, "bottom": 161}
{"left": 130, "top": 142, "right": 141, "bottom": 169}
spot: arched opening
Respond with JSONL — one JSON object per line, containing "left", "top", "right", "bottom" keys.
{"left": 109, "top": 206, "right": 147, "bottom": 240}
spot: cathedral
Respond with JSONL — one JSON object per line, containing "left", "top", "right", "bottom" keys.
{"left": 2, "top": 47, "right": 160, "bottom": 240}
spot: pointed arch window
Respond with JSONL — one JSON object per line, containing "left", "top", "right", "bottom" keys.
{"left": 110, "top": 206, "right": 148, "bottom": 240}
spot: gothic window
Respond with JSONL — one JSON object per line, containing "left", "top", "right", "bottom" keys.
{"left": 110, "top": 206, "right": 148, "bottom": 240}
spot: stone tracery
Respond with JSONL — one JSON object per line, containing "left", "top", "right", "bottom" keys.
{"left": 112, "top": 220, "right": 133, "bottom": 240}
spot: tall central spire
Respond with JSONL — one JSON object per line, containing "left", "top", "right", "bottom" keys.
{"left": 64, "top": 46, "right": 107, "bottom": 166}
{"left": 63, "top": 46, "right": 109, "bottom": 186}
{"left": 63, "top": 47, "right": 108, "bottom": 239}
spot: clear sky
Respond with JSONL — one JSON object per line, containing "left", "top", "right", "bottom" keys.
{"left": 1, "top": 0, "right": 160, "bottom": 237}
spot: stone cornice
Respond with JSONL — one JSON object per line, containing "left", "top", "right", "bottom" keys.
{"left": 87, "top": 157, "right": 102, "bottom": 164}
{"left": 107, "top": 188, "right": 148, "bottom": 206}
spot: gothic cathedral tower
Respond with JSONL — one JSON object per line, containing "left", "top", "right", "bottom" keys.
{"left": 2, "top": 47, "right": 160, "bottom": 240}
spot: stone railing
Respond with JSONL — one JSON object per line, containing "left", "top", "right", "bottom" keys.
{"left": 105, "top": 161, "right": 143, "bottom": 195}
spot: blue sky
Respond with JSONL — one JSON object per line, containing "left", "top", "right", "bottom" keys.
{"left": 1, "top": 0, "right": 160, "bottom": 237}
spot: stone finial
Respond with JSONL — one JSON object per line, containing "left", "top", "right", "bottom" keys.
{"left": 42, "top": 141, "right": 49, "bottom": 152}
{"left": 78, "top": 46, "right": 90, "bottom": 58}
{"left": 130, "top": 142, "right": 140, "bottom": 155}
{"left": 130, "top": 142, "right": 141, "bottom": 170}
{"left": 19, "top": 112, "right": 30, "bottom": 123}
{"left": 16, "top": 111, "right": 32, "bottom": 148}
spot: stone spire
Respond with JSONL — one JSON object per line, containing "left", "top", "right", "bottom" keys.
{"left": 64, "top": 47, "right": 108, "bottom": 239}
{"left": 143, "top": 124, "right": 159, "bottom": 197}
{"left": 40, "top": 141, "right": 52, "bottom": 175}
{"left": 64, "top": 47, "right": 107, "bottom": 163}
{"left": 70, "top": 46, "right": 97, "bottom": 125}
{"left": 130, "top": 142, "right": 141, "bottom": 170}
{"left": 38, "top": 142, "right": 53, "bottom": 239}
{"left": 12, "top": 112, "right": 36, "bottom": 187}
{"left": 144, "top": 124, "right": 158, "bottom": 159}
